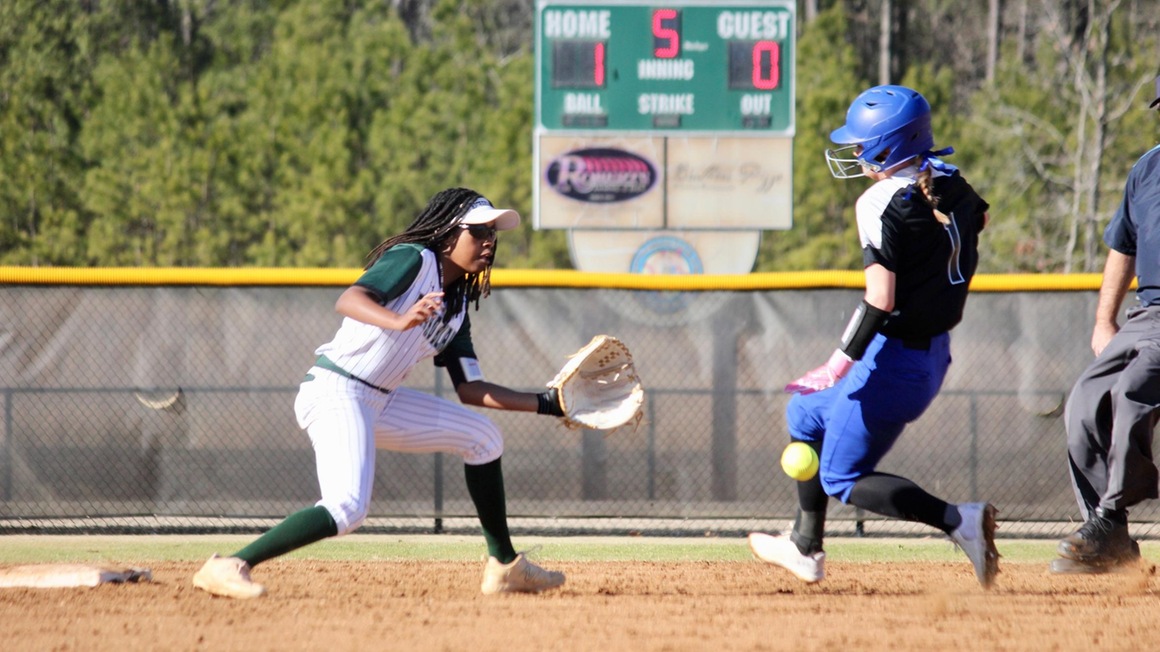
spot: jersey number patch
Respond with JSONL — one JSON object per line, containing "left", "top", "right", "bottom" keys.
{"left": 421, "top": 307, "right": 458, "bottom": 352}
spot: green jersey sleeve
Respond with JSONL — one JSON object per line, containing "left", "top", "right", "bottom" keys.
{"left": 354, "top": 244, "right": 425, "bottom": 304}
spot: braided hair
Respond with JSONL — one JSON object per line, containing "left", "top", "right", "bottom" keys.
{"left": 915, "top": 165, "right": 950, "bottom": 225}
{"left": 364, "top": 187, "right": 493, "bottom": 321}
{"left": 881, "top": 149, "right": 949, "bottom": 226}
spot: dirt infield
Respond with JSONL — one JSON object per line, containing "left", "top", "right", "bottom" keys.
{"left": 2, "top": 559, "right": 1158, "bottom": 651}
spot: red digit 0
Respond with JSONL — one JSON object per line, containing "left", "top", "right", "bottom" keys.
{"left": 751, "top": 41, "right": 779, "bottom": 90}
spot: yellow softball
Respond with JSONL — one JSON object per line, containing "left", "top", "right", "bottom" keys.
{"left": 780, "top": 442, "right": 819, "bottom": 481}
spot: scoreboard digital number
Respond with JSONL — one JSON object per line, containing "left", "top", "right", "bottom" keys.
{"left": 536, "top": 1, "right": 795, "bottom": 133}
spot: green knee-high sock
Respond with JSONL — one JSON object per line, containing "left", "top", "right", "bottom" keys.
{"left": 232, "top": 505, "right": 338, "bottom": 568}
{"left": 464, "top": 458, "right": 517, "bottom": 564}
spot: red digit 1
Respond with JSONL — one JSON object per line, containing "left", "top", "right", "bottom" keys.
{"left": 594, "top": 42, "right": 605, "bottom": 87}
{"left": 652, "top": 9, "right": 678, "bottom": 59}
{"left": 751, "top": 41, "right": 779, "bottom": 90}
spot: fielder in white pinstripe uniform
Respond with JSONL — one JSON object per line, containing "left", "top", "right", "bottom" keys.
{"left": 193, "top": 187, "right": 567, "bottom": 598}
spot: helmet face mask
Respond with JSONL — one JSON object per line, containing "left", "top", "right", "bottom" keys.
{"left": 825, "top": 143, "right": 872, "bottom": 178}
{"left": 827, "top": 85, "right": 934, "bottom": 180}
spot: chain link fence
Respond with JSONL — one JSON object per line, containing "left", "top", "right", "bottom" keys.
{"left": 1, "top": 271, "right": 1156, "bottom": 539}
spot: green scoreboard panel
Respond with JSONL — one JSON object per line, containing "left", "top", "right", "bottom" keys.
{"left": 536, "top": 1, "right": 795, "bottom": 134}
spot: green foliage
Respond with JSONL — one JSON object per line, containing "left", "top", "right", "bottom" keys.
{"left": 755, "top": 3, "right": 864, "bottom": 272}
{"left": 0, "top": 1, "right": 91, "bottom": 264}
{"left": 961, "top": 8, "right": 1160, "bottom": 273}
{"left": 0, "top": 0, "right": 568, "bottom": 269}
{"left": 363, "top": 0, "right": 567, "bottom": 268}
{"left": 0, "top": 1, "right": 1155, "bottom": 271}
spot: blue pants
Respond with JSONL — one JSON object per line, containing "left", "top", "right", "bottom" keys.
{"left": 786, "top": 333, "right": 951, "bottom": 503}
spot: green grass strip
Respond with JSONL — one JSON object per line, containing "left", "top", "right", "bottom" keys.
{"left": 2, "top": 535, "right": 1147, "bottom": 565}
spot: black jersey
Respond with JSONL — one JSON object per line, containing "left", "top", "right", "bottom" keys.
{"left": 856, "top": 168, "right": 989, "bottom": 340}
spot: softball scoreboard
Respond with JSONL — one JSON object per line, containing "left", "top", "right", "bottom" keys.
{"left": 533, "top": 1, "right": 796, "bottom": 273}
{"left": 539, "top": 4, "right": 793, "bottom": 132}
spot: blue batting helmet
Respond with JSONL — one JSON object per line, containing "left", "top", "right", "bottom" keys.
{"left": 826, "top": 85, "right": 934, "bottom": 178}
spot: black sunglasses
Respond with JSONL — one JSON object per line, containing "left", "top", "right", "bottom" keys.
{"left": 461, "top": 224, "right": 497, "bottom": 241}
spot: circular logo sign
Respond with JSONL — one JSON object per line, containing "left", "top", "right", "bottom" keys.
{"left": 630, "top": 236, "right": 703, "bottom": 314}
{"left": 630, "top": 236, "right": 704, "bottom": 275}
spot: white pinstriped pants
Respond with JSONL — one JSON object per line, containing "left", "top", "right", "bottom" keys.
{"left": 294, "top": 367, "right": 504, "bottom": 535}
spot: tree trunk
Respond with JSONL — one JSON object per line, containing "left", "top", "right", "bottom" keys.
{"left": 1016, "top": 0, "right": 1027, "bottom": 64}
{"left": 986, "top": 0, "right": 1001, "bottom": 84}
{"left": 1064, "top": 65, "right": 1086, "bottom": 275}
{"left": 1082, "top": 3, "right": 1111, "bottom": 272}
{"left": 1063, "top": 0, "right": 1118, "bottom": 272}
{"left": 803, "top": 0, "right": 818, "bottom": 23}
{"left": 878, "top": 0, "right": 892, "bottom": 85}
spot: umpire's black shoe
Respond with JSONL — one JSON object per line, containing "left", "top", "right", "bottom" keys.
{"left": 1050, "top": 540, "right": 1141, "bottom": 575}
{"left": 1057, "top": 508, "right": 1134, "bottom": 563}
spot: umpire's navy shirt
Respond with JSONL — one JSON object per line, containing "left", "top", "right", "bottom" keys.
{"left": 1105, "top": 144, "right": 1160, "bottom": 306}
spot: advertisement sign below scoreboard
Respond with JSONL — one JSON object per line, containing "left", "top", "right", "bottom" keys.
{"left": 537, "top": 135, "right": 791, "bottom": 230}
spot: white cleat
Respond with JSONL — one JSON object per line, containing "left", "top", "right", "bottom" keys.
{"left": 480, "top": 554, "right": 565, "bottom": 595}
{"left": 192, "top": 554, "right": 267, "bottom": 599}
{"left": 951, "top": 502, "right": 1000, "bottom": 589}
{"left": 748, "top": 532, "right": 825, "bottom": 583}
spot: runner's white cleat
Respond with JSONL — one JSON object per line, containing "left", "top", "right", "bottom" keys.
{"left": 951, "top": 502, "right": 1000, "bottom": 589}
{"left": 192, "top": 554, "right": 267, "bottom": 599}
{"left": 480, "top": 554, "right": 565, "bottom": 595}
{"left": 748, "top": 532, "right": 825, "bottom": 583}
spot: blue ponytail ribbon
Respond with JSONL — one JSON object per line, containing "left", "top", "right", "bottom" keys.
{"left": 919, "top": 147, "right": 958, "bottom": 175}
{"left": 903, "top": 147, "right": 957, "bottom": 201}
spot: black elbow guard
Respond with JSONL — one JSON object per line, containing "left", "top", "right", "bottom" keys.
{"left": 839, "top": 300, "right": 891, "bottom": 360}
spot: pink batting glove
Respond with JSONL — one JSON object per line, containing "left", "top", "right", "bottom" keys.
{"left": 785, "top": 349, "right": 855, "bottom": 395}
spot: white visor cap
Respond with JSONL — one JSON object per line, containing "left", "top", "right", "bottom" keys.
{"left": 460, "top": 197, "right": 520, "bottom": 231}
